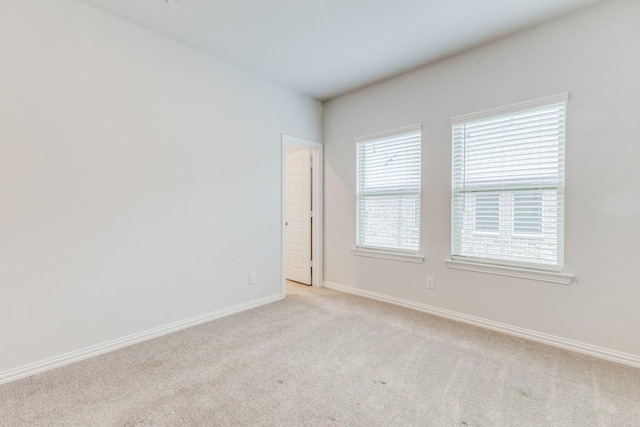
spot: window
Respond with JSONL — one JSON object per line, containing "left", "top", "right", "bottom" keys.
{"left": 356, "top": 124, "right": 421, "bottom": 253}
{"left": 451, "top": 93, "right": 568, "bottom": 270}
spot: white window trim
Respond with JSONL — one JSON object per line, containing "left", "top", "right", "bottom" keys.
{"left": 353, "top": 247, "right": 424, "bottom": 264}
{"left": 445, "top": 258, "right": 574, "bottom": 285}
{"left": 355, "top": 123, "right": 422, "bottom": 255}
{"left": 354, "top": 123, "right": 422, "bottom": 143}
{"left": 450, "top": 92, "right": 570, "bottom": 124}
{"left": 449, "top": 92, "right": 574, "bottom": 282}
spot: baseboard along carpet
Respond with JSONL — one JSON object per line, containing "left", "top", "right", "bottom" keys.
{"left": 1, "top": 283, "right": 639, "bottom": 426}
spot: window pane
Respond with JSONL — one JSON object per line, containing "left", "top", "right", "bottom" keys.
{"left": 356, "top": 126, "right": 421, "bottom": 252}
{"left": 451, "top": 97, "right": 566, "bottom": 268}
{"left": 475, "top": 193, "right": 499, "bottom": 232}
{"left": 358, "top": 193, "right": 420, "bottom": 251}
{"left": 514, "top": 193, "right": 542, "bottom": 234}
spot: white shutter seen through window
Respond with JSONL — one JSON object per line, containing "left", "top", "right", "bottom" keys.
{"left": 356, "top": 125, "right": 421, "bottom": 252}
{"left": 451, "top": 94, "right": 568, "bottom": 269}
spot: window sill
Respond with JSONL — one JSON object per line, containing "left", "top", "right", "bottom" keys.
{"left": 444, "top": 258, "right": 574, "bottom": 285}
{"left": 352, "top": 248, "right": 424, "bottom": 264}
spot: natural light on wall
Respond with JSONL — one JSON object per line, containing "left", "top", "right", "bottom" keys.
{"left": 451, "top": 93, "right": 568, "bottom": 270}
{"left": 356, "top": 125, "right": 422, "bottom": 253}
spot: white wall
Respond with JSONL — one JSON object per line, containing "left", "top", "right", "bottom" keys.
{"left": 0, "top": 0, "right": 322, "bottom": 374}
{"left": 324, "top": 0, "right": 640, "bottom": 357}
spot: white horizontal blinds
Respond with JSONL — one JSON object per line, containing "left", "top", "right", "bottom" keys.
{"left": 452, "top": 98, "right": 566, "bottom": 268}
{"left": 356, "top": 127, "right": 421, "bottom": 252}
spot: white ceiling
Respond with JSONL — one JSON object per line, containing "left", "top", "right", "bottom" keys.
{"left": 76, "top": 0, "right": 601, "bottom": 100}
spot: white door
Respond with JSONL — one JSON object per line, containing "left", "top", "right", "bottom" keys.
{"left": 286, "top": 149, "right": 312, "bottom": 285}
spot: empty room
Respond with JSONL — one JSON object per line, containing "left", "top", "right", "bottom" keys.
{"left": 1, "top": 0, "right": 639, "bottom": 425}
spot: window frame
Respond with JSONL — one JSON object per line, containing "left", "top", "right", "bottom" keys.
{"left": 353, "top": 124, "right": 423, "bottom": 262}
{"left": 446, "top": 93, "right": 574, "bottom": 284}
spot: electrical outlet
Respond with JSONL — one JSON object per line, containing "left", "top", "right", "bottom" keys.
{"left": 249, "top": 273, "right": 256, "bottom": 285}
{"left": 426, "top": 276, "right": 435, "bottom": 289}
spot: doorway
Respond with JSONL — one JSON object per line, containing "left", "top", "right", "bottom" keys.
{"left": 281, "top": 135, "right": 323, "bottom": 295}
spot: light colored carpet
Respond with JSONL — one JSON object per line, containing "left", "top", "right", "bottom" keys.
{"left": 1, "top": 283, "right": 639, "bottom": 426}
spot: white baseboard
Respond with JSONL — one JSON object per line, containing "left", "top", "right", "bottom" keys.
{"left": 0, "top": 293, "right": 284, "bottom": 385}
{"left": 323, "top": 281, "right": 640, "bottom": 369}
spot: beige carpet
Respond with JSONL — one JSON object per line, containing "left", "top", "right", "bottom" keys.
{"left": 1, "top": 283, "right": 639, "bottom": 426}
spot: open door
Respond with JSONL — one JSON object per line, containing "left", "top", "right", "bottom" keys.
{"left": 286, "top": 148, "right": 312, "bottom": 285}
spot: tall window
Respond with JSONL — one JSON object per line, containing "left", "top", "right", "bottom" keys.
{"left": 451, "top": 94, "right": 568, "bottom": 269}
{"left": 356, "top": 125, "right": 421, "bottom": 253}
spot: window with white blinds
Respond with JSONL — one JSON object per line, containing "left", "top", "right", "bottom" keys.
{"left": 451, "top": 93, "right": 568, "bottom": 269}
{"left": 356, "top": 125, "right": 421, "bottom": 253}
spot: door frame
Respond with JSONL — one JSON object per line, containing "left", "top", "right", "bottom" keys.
{"left": 281, "top": 134, "right": 323, "bottom": 295}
